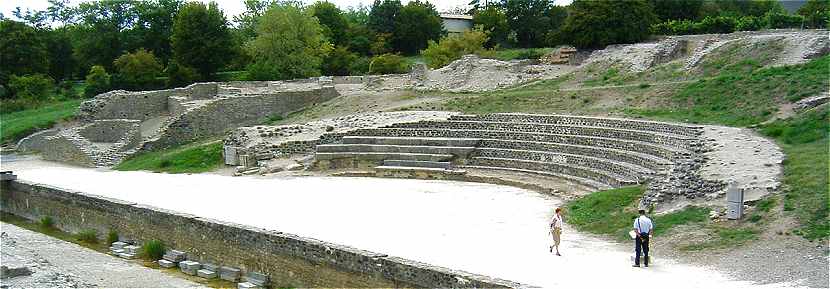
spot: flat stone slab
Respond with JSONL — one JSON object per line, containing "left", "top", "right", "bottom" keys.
{"left": 237, "top": 282, "right": 264, "bottom": 289}
{"left": 163, "top": 250, "right": 186, "bottom": 262}
{"left": 219, "top": 266, "right": 241, "bottom": 282}
{"left": 196, "top": 269, "right": 217, "bottom": 279}
{"left": 158, "top": 259, "right": 176, "bottom": 268}
{"left": 244, "top": 272, "right": 269, "bottom": 286}
{"left": 117, "top": 253, "right": 135, "bottom": 259}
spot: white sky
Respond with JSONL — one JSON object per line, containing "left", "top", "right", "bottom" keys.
{"left": 1, "top": 0, "right": 574, "bottom": 20}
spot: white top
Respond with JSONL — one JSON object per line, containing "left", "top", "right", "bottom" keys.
{"left": 551, "top": 214, "right": 563, "bottom": 229}
{"left": 633, "top": 215, "right": 653, "bottom": 235}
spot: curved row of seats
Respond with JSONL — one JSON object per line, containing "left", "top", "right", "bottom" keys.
{"left": 314, "top": 113, "right": 701, "bottom": 191}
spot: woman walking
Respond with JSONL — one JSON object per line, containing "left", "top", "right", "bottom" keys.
{"left": 550, "top": 207, "right": 564, "bottom": 256}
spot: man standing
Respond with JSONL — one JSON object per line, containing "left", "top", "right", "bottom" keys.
{"left": 633, "top": 209, "right": 653, "bottom": 267}
{"left": 550, "top": 207, "right": 564, "bottom": 256}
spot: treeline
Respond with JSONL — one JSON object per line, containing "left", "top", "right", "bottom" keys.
{"left": 1, "top": 0, "right": 827, "bottom": 109}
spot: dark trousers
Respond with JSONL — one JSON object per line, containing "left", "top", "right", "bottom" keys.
{"left": 635, "top": 235, "right": 650, "bottom": 266}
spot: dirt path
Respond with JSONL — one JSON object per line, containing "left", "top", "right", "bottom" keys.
{"left": 0, "top": 222, "right": 201, "bottom": 288}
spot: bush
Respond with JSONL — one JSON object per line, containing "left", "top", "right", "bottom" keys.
{"left": 764, "top": 11, "right": 804, "bottom": 29}
{"left": 696, "top": 16, "right": 737, "bottom": 34}
{"left": 322, "top": 46, "right": 358, "bottom": 76}
{"left": 8, "top": 74, "right": 55, "bottom": 101}
{"left": 39, "top": 216, "right": 55, "bottom": 229}
{"left": 736, "top": 16, "right": 764, "bottom": 31}
{"left": 113, "top": 49, "right": 164, "bottom": 91}
{"left": 76, "top": 229, "right": 98, "bottom": 244}
{"left": 422, "top": 28, "right": 489, "bottom": 69}
{"left": 141, "top": 239, "right": 165, "bottom": 260}
{"left": 165, "top": 61, "right": 200, "bottom": 88}
{"left": 84, "top": 65, "right": 111, "bottom": 97}
{"left": 350, "top": 57, "right": 371, "bottom": 75}
{"left": 106, "top": 230, "right": 119, "bottom": 245}
{"left": 369, "top": 53, "right": 410, "bottom": 74}
{"left": 474, "top": 6, "right": 509, "bottom": 48}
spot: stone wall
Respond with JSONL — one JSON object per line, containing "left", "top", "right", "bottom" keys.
{"left": 16, "top": 128, "right": 60, "bottom": 153}
{"left": 78, "top": 120, "right": 141, "bottom": 143}
{"left": 78, "top": 83, "right": 220, "bottom": 121}
{"left": 0, "top": 180, "right": 520, "bottom": 288}
{"left": 143, "top": 86, "right": 339, "bottom": 151}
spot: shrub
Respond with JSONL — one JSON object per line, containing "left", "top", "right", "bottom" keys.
{"left": 560, "top": 0, "right": 657, "bottom": 48}
{"left": 736, "top": 16, "right": 764, "bottom": 31}
{"left": 106, "top": 230, "right": 119, "bottom": 245}
{"left": 369, "top": 53, "right": 410, "bottom": 74}
{"left": 322, "top": 46, "right": 358, "bottom": 76}
{"left": 113, "top": 48, "right": 164, "bottom": 91}
{"left": 8, "top": 74, "right": 55, "bottom": 101}
{"left": 473, "top": 6, "right": 509, "bottom": 48}
{"left": 39, "top": 216, "right": 55, "bottom": 229}
{"left": 422, "top": 28, "right": 489, "bottom": 69}
{"left": 350, "top": 57, "right": 371, "bottom": 75}
{"left": 76, "top": 229, "right": 98, "bottom": 244}
{"left": 764, "top": 11, "right": 804, "bottom": 29}
{"left": 141, "top": 239, "right": 165, "bottom": 260}
{"left": 696, "top": 16, "right": 737, "bottom": 34}
{"left": 84, "top": 65, "right": 111, "bottom": 97}
{"left": 165, "top": 61, "right": 200, "bottom": 88}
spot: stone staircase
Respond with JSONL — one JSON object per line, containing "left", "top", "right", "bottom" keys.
{"left": 313, "top": 113, "right": 705, "bottom": 191}
{"left": 34, "top": 120, "right": 143, "bottom": 167}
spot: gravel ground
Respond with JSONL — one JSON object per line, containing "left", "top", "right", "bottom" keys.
{"left": 0, "top": 222, "right": 201, "bottom": 288}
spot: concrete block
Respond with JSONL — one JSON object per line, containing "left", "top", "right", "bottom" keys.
{"left": 726, "top": 183, "right": 744, "bottom": 203}
{"left": 197, "top": 269, "right": 217, "bottom": 279}
{"left": 727, "top": 202, "right": 743, "bottom": 220}
{"left": 237, "top": 282, "right": 264, "bottom": 289}
{"left": 219, "top": 266, "right": 241, "bottom": 282}
{"left": 244, "top": 272, "right": 269, "bottom": 286}
{"left": 158, "top": 259, "right": 177, "bottom": 268}
{"left": 117, "top": 253, "right": 136, "bottom": 259}
{"left": 123, "top": 245, "right": 140, "bottom": 255}
{"left": 179, "top": 261, "right": 201, "bottom": 276}
{"left": 201, "top": 263, "right": 219, "bottom": 272}
{"left": 111, "top": 241, "right": 128, "bottom": 250}
{"left": 163, "top": 249, "right": 187, "bottom": 262}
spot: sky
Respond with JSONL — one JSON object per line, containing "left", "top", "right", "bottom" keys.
{"left": 1, "top": 0, "right": 574, "bottom": 20}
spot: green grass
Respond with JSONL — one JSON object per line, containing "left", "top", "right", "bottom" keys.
{"left": 628, "top": 55, "right": 830, "bottom": 126}
{"left": 115, "top": 140, "right": 224, "bottom": 174}
{"left": 652, "top": 206, "right": 710, "bottom": 236}
{"left": 106, "top": 230, "right": 119, "bottom": 245}
{"left": 564, "top": 186, "right": 644, "bottom": 240}
{"left": 0, "top": 99, "right": 82, "bottom": 143}
{"left": 76, "top": 229, "right": 99, "bottom": 244}
{"left": 760, "top": 106, "right": 829, "bottom": 240}
{"left": 141, "top": 239, "right": 165, "bottom": 260}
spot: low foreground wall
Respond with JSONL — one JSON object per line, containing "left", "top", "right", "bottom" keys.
{"left": 0, "top": 179, "right": 521, "bottom": 288}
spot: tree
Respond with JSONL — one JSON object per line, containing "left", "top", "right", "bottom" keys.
{"left": 84, "top": 65, "right": 111, "bottom": 97}
{"left": 368, "top": 0, "right": 402, "bottom": 34}
{"left": 798, "top": 0, "right": 829, "bottom": 28}
{"left": 8, "top": 74, "right": 55, "bottom": 101}
{"left": 369, "top": 53, "right": 410, "bottom": 74}
{"left": 502, "top": 0, "right": 553, "bottom": 47}
{"left": 113, "top": 49, "right": 163, "bottom": 90}
{"left": 45, "top": 28, "right": 76, "bottom": 81}
{"left": 171, "top": 1, "right": 234, "bottom": 80}
{"left": 648, "top": 0, "right": 702, "bottom": 21}
{"left": 393, "top": 1, "right": 444, "bottom": 55}
{"left": 165, "top": 61, "right": 199, "bottom": 88}
{"left": 474, "top": 6, "right": 509, "bottom": 48}
{"left": 233, "top": 0, "right": 279, "bottom": 42}
{"left": 245, "top": 4, "right": 331, "bottom": 81}
{"left": 0, "top": 20, "right": 49, "bottom": 86}
{"left": 129, "top": 0, "right": 182, "bottom": 64}
{"left": 322, "top": 46, "right": 359, "bottom": 76}
{"left": 423, "top": 28, "right": 489, "bottom": 68}
{"left": 310, "top": 1, "right": 349, "bottom": 48}
{"left": 560, "top": 0, "right": 657, "bottom": 49}
{"left": 72, "top": 0, "right": 139, "bottom": 72}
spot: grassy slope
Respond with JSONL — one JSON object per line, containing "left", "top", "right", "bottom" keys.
{"left": 565, "top": 186, "right": 711, "bottom": 242}
{"left": 0, "top": 99, "right": 82, "bottom": 144}
{"left": 115, "top": 140, "right": 224, "bottom": 174}
{"left": 760, "top": 106, "right": 829, "bottom": 240}
{"left": 628, "top": 56, "right": 829, "bottom": 126}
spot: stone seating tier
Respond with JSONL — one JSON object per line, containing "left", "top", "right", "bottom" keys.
{"left": 341, "top": 136, "right": 481, "bottom": 147}
{"left": 389, "top": 121, "right": 696, "bottom": 150}
{"left": 468, "top": 157, "right": 637, "bottom": 187}
{"left": 474, "top": 148, "right": 652, "bottom": 181}
{"left": 383, "top": 160, "right": 453, "bottom": 169}
{"left": 315, "top": 152, "right": 454, "bottom": 162}
{"left": 348, "top": 128, "right": 689, "bottom": 160}
{"left": 462, "top": 165, "right": 612, "bottom": 191}
{"left": 478, "top": 139, "right": 669, "bottom": 171}
{"left": 448, "top": 114, "right": 702, "bottom": 137}
{"left": 315, "top": 144, "right": 476, "bottom": 157}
